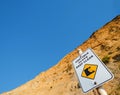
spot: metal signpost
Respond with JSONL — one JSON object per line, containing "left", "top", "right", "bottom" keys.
{"left": 72, "top": 48, "right": 114, "bottom": 93}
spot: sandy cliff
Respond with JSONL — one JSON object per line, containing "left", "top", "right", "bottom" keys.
{"left": 1, "top": 15, "right": 120, "bottom": 95}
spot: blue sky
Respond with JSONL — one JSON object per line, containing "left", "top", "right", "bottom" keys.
{"left": 0, "top": 0, "right": 120, "bottom": 93}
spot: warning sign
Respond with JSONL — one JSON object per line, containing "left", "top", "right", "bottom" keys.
{"left": 72, "top": 48, "right": 114, "bottom": 93}
{"left": 81, "top": 64, "right": 98, "bottom": 80}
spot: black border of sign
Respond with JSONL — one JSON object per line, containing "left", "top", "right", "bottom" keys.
{"left": 72, "top": 48, "right": 114, "bottom": 93}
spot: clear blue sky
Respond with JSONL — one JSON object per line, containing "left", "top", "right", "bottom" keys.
{"left": 0, "top": 0, "right": 120, "bottom": 93}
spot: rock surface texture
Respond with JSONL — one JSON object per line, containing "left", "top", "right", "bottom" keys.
{"left": 1, "top": 15, "right": 120, "bottom": 95}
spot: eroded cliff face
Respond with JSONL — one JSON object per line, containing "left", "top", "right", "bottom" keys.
{"left": 1, "top": 16, "right": 120, "bottom": 95}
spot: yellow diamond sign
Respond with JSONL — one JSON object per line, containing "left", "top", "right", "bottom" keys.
{"left": 81, "top": 64, "right": 98, "bottom": 79}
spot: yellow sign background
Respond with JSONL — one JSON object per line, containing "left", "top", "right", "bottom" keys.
{"left": 81, "top": 64, "right": 98, "bottom": 79}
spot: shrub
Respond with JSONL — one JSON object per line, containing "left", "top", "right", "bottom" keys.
{"left": 102, "top": 56, "right": 110, "bottom": 64}
{"left": 112, "top": 54, "right": 120, "bottom": 62}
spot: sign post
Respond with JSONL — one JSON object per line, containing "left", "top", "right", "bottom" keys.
{"left": 72, "top": 48, "right": 114, "bottom": 93}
